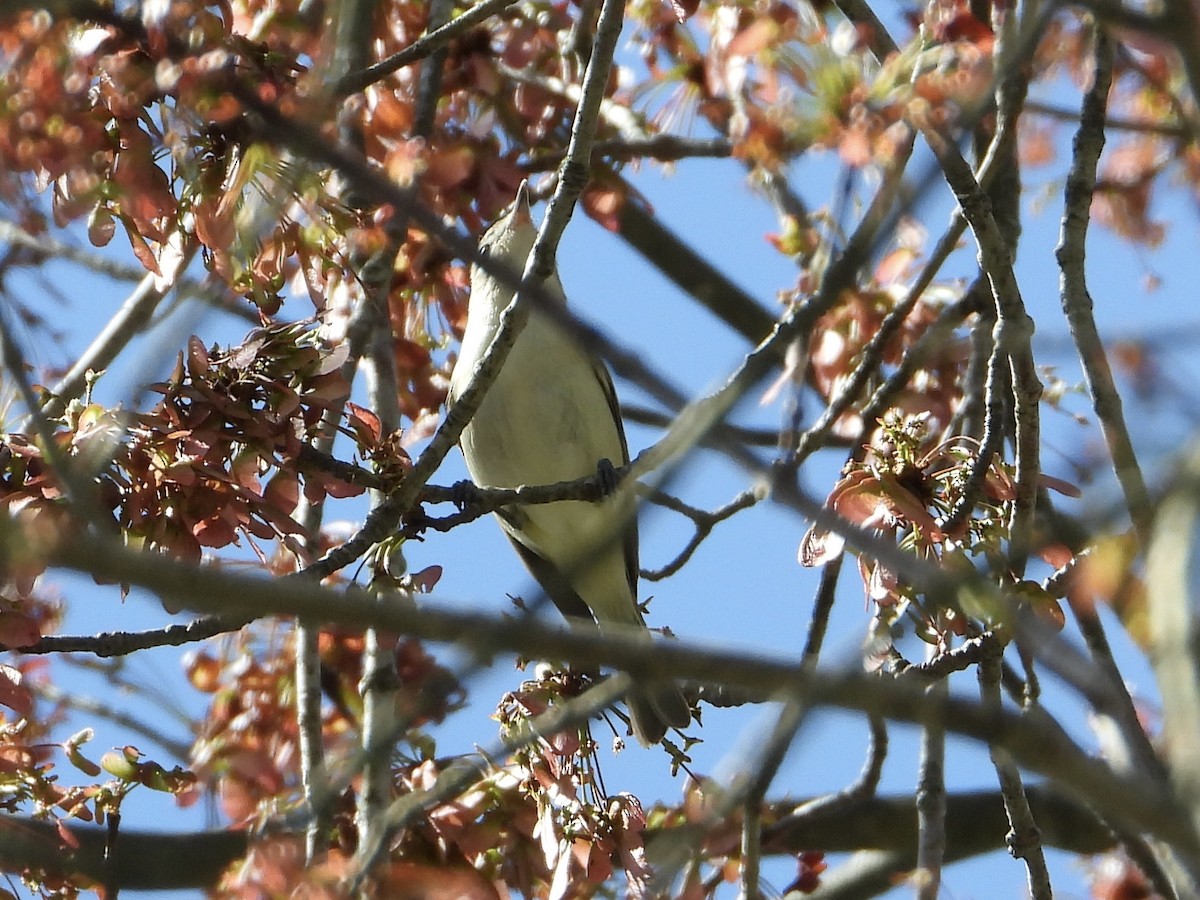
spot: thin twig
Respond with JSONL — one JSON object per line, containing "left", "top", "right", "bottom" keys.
{"left": 740, "top": 696, "right": 810, "bottom": 900}
{"left": 1025, "top": 99, "right": 1191, "bottom": 138}
{"left": 917, "top": 115, "right": 1042, "bottom": 556}
{"left": 0, "top": 219, "right": 168, "bottom": 283}
{"left": 0, "top": 308, "right": 95, "bottom": 516}
{"left": 525, "top": 134, "right": 734, "bottom": 169}
{"left": 830, "top": 0, "right": 897, "bottom": 60}
{"left": 641, "top": 487, "right": 762, "bottom": 581}
{"left": 764, "top": 714, "right": 888, "bottom": 837}
{"left": 614, "top": 195, "right": 778, "bottom": 347}
{"left": 890, "top": 631, "right": 990, "bottom": 682}
{"left": 857, "top": 288, "right": 981, "bottom": 431}
{"left": 33, "top": 682, "right": 194, "bottom": 761}
{"left": 800, "top": 557, "right": 843, "bottom": 669}
{"left": 332, "top": 0, "right": 519, "bottom": 95}
{"left": 621, "top": 403, "right": 792, "bottom": 449}
{"left": 34, "top": 234, "right": 198, "bottom": 418}
{"left": 1050, "top": 29, "right": 1173, "bottom": 840}
{"left": 294, "top": 419, "right": 340, "bottom": 858}
{"left": 3, "top": 618, "right": 245, "bottom": 656}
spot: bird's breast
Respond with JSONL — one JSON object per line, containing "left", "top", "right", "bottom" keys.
{"left": 459, "top": 311, "right": 624, "bottom": 490}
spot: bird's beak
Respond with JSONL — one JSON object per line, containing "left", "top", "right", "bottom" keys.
{"left": 513, "top": 180, "right": 533, "bottom": 226}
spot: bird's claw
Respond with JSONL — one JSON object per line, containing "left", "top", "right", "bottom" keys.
{"left": 595, "top": 458, "right": 621, "bottom": 498}
{"left": 451, "top": 479, "right": 479, "bottom": 510}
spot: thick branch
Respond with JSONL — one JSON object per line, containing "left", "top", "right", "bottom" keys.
{"left": 25, "top": 528, "right": 1200, "bottom": 858}
{"left": 0, "top": 784, "right": 1114, "bottom": 893}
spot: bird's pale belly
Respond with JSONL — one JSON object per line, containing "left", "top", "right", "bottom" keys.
{"left": 461, "top": 324, "right": 623, "bottom": 490}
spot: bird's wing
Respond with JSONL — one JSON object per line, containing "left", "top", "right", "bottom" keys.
{"left": 499, "top": 520, "right": 595, "bottom": 622}
{"left": 589, "top": 353, "right": 640, "bottom": 601}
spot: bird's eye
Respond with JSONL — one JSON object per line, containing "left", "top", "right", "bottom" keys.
{"left": 478, "top": 244, "right": 492, "bottom": 259}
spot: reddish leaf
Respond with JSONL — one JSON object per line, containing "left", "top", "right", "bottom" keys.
{"left": 1039, "top": 473, "right": 1082, "bottom": 498}
{"left": 187, "top": 335, "right": 211, "bottom": 377}
{"left": 56, "top": 820, "right": 81, "bottom": 850}
{"left": 263, "top": 470, "right": 300, "bottom": 511}
{"left": 87, "top": 204, "right": 116, "bottom": 247}
{"left": 346, "top": 402, "right": 383, "bottom": 449}
{"left": 668, "top": 0, "right": 700, "bottom": 21}
{"left": 409, "top": 565, "right": 443, "bottom": 593}
{"left": 122, "top": 214, "right": 161, "bottom": 274}
{"left": 0, "top": 611, "right": 41, "bottom": 647}
{"left": 0, "top": 665, "right": 32, "bottom": 717}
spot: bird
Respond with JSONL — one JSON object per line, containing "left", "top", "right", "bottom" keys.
{"left": 448, "top": 183, "right": 691, "bottom": 745}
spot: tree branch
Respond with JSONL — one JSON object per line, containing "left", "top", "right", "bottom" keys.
{"left": 1055, "top": 25, "right": 1153, "bottom": 546}
{"left": 332, "top": 0, "right": 520, "bottom": 95}
{"left": 25, "top": 527, "right": 1200, "bottom": 858}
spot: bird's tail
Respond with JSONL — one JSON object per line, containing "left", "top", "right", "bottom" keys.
{"left": 628, "top": 683, "right": 691, "bottom": 746}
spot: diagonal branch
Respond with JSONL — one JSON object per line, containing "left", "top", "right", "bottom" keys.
{"left": 1055, "top": 25, "right": 1153, "bottom": 546}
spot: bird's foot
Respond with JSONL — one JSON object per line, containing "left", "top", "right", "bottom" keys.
{"left": 594, "top": 458, "right": 621, "bottom": 498}
{"left": 450, "top": 478, "right": 479, "bottom": 510}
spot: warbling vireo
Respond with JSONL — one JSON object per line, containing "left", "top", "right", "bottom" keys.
{"left": 448, "top": 184, "right": 690, "bottom": 746}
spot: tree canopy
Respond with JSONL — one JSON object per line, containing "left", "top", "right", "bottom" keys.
{"left": 0, "top": 0, "right": 1198, "bottom": 897}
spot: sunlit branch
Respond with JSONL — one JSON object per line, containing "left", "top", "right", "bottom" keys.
{"left": 940, "top": 310, "right": 1008, "bottom": 536}
{"left": 1052, "top": 31, "right": 1170, "bottom": 842}
{"left": 916, "top": 118, "right": 1042, "bottom": 557}
{"left": 978, "top": 636, "right": 1052, "bottom": 900}
{"left": 915, "top": 667, "right": 947, "bottom": 900}
{"left": 948, "top": 298, "right": 994, "bottom": 440}
{"left": 353, "top": 0, "right": 452, "bottom": 851}
{"left": 1055, "top": 27, "right": 1152, "bottom": 546}
{"left": 328, "top": 0, "right": 399, "bottom": 865}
